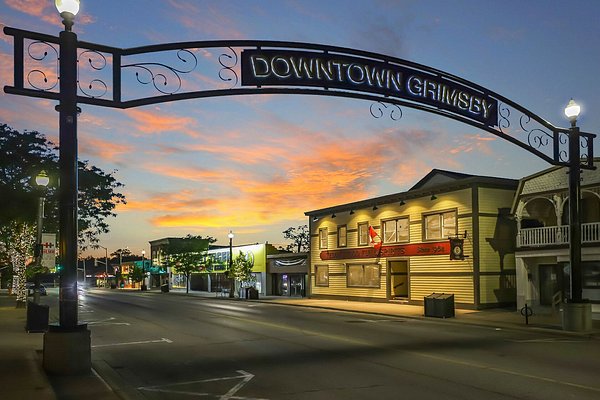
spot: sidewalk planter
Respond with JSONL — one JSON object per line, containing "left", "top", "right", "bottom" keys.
{"left": 26, "top": 301, "right": 49, "bottom": 332}
{"left": 161, "top": 284, "right": 169, "bottom": 293}
{"left": 424, "top": 293, "right": 455, "bottom": 318}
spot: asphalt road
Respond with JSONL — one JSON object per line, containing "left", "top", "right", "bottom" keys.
{"left": 44, "top": 288, "right": 600, "bottom": 399}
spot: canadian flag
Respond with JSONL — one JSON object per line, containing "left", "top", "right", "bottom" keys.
{"left": 369, "top": 226, "right": 382, "bottom": 250}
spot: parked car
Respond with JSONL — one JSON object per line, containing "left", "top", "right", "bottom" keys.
{"left": 26, "top": 283, "right": 47, "bottom": 296}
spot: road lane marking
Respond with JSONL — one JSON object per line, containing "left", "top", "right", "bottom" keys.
{"left": 92, "top": 337, "right": 172, "bottom": 348}
{"left": 412, "top": 351, "right": 600, "bottom": 393}
{"left": 87, "top": 317, "right": 131, "bottom": 326}
{"left": 138, "top": 370, "right": 268, "bottom": 400}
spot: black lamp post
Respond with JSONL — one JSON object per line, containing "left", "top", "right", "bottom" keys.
{"left": 562, "top": 98, "right": 593, "bottom": 332}
{"left": 56, "top": 0, "right": 80, "bottom": 330}
{"left": 141, "top": 249, "right": 147, "bottom": 290}
{"left": 42, "top": 0, "right": 91, "bottom": 376}
{"left": 565, "top": 99, "right": 583, "bottom": 303}
{"left": 228, "top": 230, "right": 235, "bottom": 298}
{"left": 33, "top": 170, "right": 50, "bottom": 304}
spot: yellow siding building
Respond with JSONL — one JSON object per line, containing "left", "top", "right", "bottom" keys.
{"left": 305, "top": 170, "right": 518, "bottom": 309}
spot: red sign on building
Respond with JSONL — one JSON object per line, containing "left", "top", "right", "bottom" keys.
{"left": 320, "top": 241, "right": 450, "bottom": 261}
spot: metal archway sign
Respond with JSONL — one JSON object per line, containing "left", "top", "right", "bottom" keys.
{"left": 4, "top": 26, "right": 595, "bottom": 168}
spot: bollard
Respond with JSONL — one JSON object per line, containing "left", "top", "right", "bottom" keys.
{"left": 520, "top": 303, "right": 533, "bottom": 325}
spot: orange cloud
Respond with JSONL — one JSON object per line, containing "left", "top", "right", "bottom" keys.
{"left": 79, "top": 135, "right": 134, "bottom": 162}
{"left": 124, "top": 108, "right": 201, "bottom": 137}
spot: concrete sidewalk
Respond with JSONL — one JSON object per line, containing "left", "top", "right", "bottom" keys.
{"left": 1, "top": 288, "right": 598, "bottom": 400}
{"left": 0, "top": 290, "right": 119, "bottom": 400}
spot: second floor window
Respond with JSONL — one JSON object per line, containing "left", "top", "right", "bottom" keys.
{"left": 338, "top": 225, "right": 347, "bottom": 247}
{"left": 319, "top": 228, "right": 328, "bottom": 249}
{"left": 358, "top": 222, "right": 369, "bottom": 246}
{"left": 424, "top": 211, "right": 457, "bottom": 240}
{"left": 383, "top": 217, "right": 409, "bottom": 243}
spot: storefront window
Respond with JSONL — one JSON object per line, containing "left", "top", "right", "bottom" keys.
{"left": 424, "top": 211, "right": 457, "bottom": 240}
{"left": 347, "top": 264, "right": 380, "bottom": 288}
{"left": 315, "top": 265, "right": 329, "bottom": 287}
{"left": 383, "top": 217, "right": 409, "bottom": 243}
{"left": 319, "top": 228, "right": 328, "bottom": 249}
{"left": 338, "top": 225, "right": 347, "bottom": 247}
{"left": 358, "top": 222, "right": 369, "bottom": 246}
{"left": 583, "top": 262, "right": 600, "bottom": 288}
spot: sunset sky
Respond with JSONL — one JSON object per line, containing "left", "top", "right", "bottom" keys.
{"left": 1, "top": 0, "right": 599, "bottom": 257}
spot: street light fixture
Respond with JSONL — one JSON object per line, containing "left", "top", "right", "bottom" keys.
{"left": 97, "top": 245, "right": 108, "bottom": 288}
{"left": 33, "top": 170, "right": 49, "bottom": 304}
{"left": 141, "top": 249, "right": 147, "bottom": 291}
{"left": 563, "top": 98, "right": 591, "bottom": 331}
{"left": 228, "top": 230, "right": 234, "bottom": 298}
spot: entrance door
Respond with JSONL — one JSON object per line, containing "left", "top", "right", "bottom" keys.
{"left": 539, "top": 264, "right": 562, "bottom": 305}
{"left": 389, "top": 261, "right": 408, "bottom": 298}
{"left": 289, "top": 274, "right": 304, "bottom": 297}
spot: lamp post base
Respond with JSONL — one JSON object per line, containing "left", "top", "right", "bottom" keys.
{"left": 562, "top": 302, "right": 592, "bottom": 332}
{"left": 43, "top": 324, "right": 91, "bottom": 375}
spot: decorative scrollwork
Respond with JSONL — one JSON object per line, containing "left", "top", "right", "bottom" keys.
{"left": 580, "top": 135, "right": 591, "bottom": 164}
{"left": 78, "top": 50, "right": 108, "bottom": 98}
{"left": 218, "top": 47, "right": 239, "bottom": 87}
{"left": 498, "top": 103, "right": 511, "bottom": 133}
{"left": 370, "top": 102, "right": 402, "bottom": 121}
{"left": 520, "top": 114, "right": 553, "bottom": 151}
{"left": 122, "top": 49, "right": 198, "bottom": 95}
{"left": 26, "top": 41, "right": 59, "bottom": 91}
{"left": 558, "top": 131, "right": 569, "bottom": 163}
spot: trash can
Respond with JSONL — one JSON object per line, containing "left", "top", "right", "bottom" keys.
{"left": 424, "top": 293, "right": 455, "bottom": 318}
{"left": 435, "top": 293, "right": 455, "bottom": 318}
{"left": 424, "top": 293, "right": 440, "bottom": 317}
{"left": 26, "top": 301, "right": 49, "bottom": 332}
{"left": 247, "top": 287, "right": 259, "bottom": 300}
{"left": 161, "top": 284, "right": 169, "bottom": 293}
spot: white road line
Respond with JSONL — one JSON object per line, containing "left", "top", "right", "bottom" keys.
{"left": 92, "top": 337, "right": 172, "bottom": 348}
{"left": 138, "top": 370, "right": 268, "bottom": 400}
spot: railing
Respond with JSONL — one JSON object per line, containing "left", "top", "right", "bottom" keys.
{"left": 517, "top": 222, "right": 600, "bottom": 247}
{"left": 552, "top": 291, "right": 562, "bottom": 315}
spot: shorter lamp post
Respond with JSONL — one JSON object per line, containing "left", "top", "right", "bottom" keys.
{"left": 228, "top": 231, "right": 235, "bottom": 298}
{"left": 33, "top": 170, "right": 50, "bottom": 303}
{"left": 97, "top": 245, "right": 108, "bottom": 288}
{"left": 141, "top": 249, "right": 147, "bottom": 291}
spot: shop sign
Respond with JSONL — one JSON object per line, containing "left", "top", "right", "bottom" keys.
{"left": 241, "top": 50, "right": 497, "bottom": 127}
{"left": 320, "top": 241, "right": 450, "bottom": 261}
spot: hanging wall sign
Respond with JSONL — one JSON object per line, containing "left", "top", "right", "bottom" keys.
{"left": 241, "top": 50, "right": 498, "bottom": 127}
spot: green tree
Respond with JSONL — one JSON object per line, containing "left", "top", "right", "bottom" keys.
{"left": 230, "top": 250, "right": 256, "bottom": 297}
{"left": 283, "top": 225, "right": 309, "bottom": 253}
{"left": 162, "top": 235, "right": 210, "bottom": 294}
{"left": 128, "top": 264, "right": 145, "bottom": 289}
{"left": 0, "top": 123, "right": 126, "bottom": 303}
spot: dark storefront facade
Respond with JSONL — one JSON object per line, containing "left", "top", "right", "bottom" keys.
{"left": 267, "top": 253, "right": 308, "bottom": 297}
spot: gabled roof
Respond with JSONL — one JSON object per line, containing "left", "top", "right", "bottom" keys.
{"left": 305, "top": 168, "right": 518, "bottom": 216}
{"left": 409, "top": 169, "right": 476, "bottom": 191}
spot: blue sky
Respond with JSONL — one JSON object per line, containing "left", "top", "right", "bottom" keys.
{"left": 1, "top": 0, "right": 599, "bottom": 257}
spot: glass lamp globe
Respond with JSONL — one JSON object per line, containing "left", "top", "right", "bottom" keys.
{"left": 55, "top": 0, "right": 80, "bottom": 15}
{"left": 35, "top": 171, "right": 50, "bottom": 187}
{"left": 564, "top": 99, "right": 581, "bottom": 122}
{"left": 228, "top": 231, "right": 234, "bottom": 239}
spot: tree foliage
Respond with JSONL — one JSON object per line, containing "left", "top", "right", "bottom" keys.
{"left": 162, "top": 235, "right": 211, "bottom": 293}
{"left": 128, "top": 264, "right": 145, "bottom": 288}
{"left": 282, "top": 225, "right": 309, "bottom": 253}
{"left": 0, "top": 123, "right": 126, "bottom": 302}
{"left": 0, "top": 123, "right": 126, "bottom": 251}
{"left": 231, "top": 250, "right": 256, "bottom": 286}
